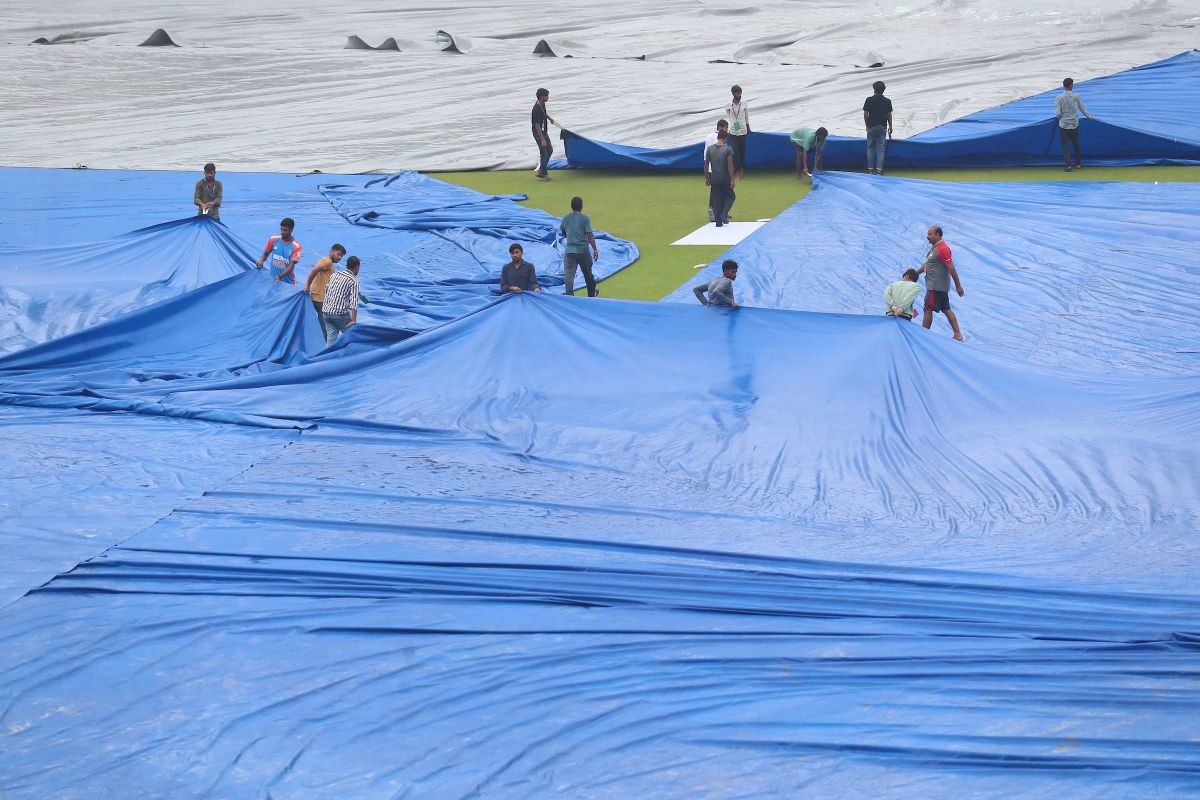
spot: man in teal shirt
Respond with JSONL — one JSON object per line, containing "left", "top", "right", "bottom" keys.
{"left": 790, "top": 126, "right": 828, "bottom": 180}
{"left": 560, "top": 196, "right": 601, "bottom": 297}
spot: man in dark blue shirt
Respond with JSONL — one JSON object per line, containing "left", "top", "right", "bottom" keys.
{"left": 500, "top": 243, "right": 542, "bottom": 293}
{"left": 863, "top": 81, "right": 894, "bottom": 175}
{"left": 532, "top": 88, "right": 554, "bottom": 181}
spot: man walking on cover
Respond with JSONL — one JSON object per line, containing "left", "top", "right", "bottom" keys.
{"left": 916, "top": 226, "right": 965, "bottom": 341}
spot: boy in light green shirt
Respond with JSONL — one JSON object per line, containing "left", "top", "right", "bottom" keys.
{"left": 884, "top": 269, "right": 921, "bottom": 319}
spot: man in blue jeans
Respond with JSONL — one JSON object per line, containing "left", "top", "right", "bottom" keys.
{"left": 863, "top": 81, "right": 893, "bottom": 175}
{"left": 321, "top": 256, "right": 362, "bottom": 346}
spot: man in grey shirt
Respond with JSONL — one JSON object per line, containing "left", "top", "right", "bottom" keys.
{"left": 694, "top": 260, "right": 739, "bottom": 308}
{"left": 560, "top": 196, "right": 600, "bottom": 297}
{"left": 704, "top": 130, "right": 737, "bottom": 227}
{"left": 1055, "top": 77, "right": 1094, "bottom": 172}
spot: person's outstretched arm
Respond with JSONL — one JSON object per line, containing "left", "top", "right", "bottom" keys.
{"left": 587, "top": 231, "right": 599, "bottom": 260}
{"left": 693, "top": 285, "right": 709, "bottom": 305}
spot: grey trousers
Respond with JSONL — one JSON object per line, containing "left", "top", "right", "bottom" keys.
{"left": 563, "top": 251, "right": 597, "bottom": 296}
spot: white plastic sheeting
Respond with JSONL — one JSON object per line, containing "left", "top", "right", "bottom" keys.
{"left": 1, "top": 0, "right": 1197, "bottom": 171}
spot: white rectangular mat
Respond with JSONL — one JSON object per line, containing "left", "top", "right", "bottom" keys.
{"left": 671, "top": 221, "right": 769, "bottom": 246}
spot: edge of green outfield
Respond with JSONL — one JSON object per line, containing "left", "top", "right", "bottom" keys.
{"left": 430, "top": 166, "right": 1200, "bottom": 301}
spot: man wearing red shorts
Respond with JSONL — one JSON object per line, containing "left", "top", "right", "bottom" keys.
{"left": 916, "top": 225, "right": 965, "bottom": 341}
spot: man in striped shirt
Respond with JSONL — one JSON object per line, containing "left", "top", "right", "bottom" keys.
{"left": 321, "top": 256, "right": 361, "bottom": 346}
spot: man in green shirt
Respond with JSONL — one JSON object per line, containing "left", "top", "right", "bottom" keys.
{"left": 884, "top": 269, "right": 921, "bottom": 319}
{"left": 790, "top": 127, "right": 828, "bottom": 180}
{"left": 560, "top": 196, "right": 601, "bottom": 297}
{"left": 194, "top": 162, "right": 222, "bottom": 220}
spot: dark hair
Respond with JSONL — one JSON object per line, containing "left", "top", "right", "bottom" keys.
{"left": 570, "top": 196, "right": 583, "bottom": 212}
{"left": 731, "top": 84, "right": 742, "bottom": 94}
{"left": 903, "top": 268, "right": 919, "bottom": 280}
{"left": 931, "top": 225, "right": 944, "bottom": 237}
{"left": 872, "top": 81, "right": 886, "bottom": 94}
{"left": 716, "top": 119, "right": 729, "bottom": 129}
{"left": 346, "top": 256, "right": 360, "bottom": 269}
{"left": 509, "top": 242, "right": 523, "bottom": 254}
{"left": 331, "top": 243, "right": 346, "bottom": 254}
{"left": 1063, "top": 78, "right": 1073, "bottom": 89}
{"left": 536, "top": 87, "right": 549, "bottom": 99}
{"left": 203, "top": 162, "right": 216, "bottom": 172}
{"left": 816, "top": 127, "right": 828, "bottom": 138}
{"left": 722, "top": 259, "right": 739, "bottom": 271}
{"left": 281, "top": 217, "right": 295, "bottom": 230}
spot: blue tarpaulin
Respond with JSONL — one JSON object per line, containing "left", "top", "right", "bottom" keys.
{"left": 667, "top": 171, "right": 1200, "bottom": 376}
{"left": 563, "top": 50, "right": 1200, "bottom": 170}
{"left": 1, "top": 163, "right": 1199, "bottom": 797}
{"left": 0, "top": 169, "right": 640, "bottom": 344}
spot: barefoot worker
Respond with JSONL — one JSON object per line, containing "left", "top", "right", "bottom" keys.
{"left": 916, "top": 226, "right": 966, "bottom": 341}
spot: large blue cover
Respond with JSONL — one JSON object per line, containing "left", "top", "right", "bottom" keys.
{"left": 1, "top": 293, "right": 1200, "bottom": 797}
{"left": 667, "top": 171, "right": 1200, "bottom": 376}
{"left": 1, "top": 164, "right": 1199, "bottom": 797}
{"left": 564, "top": 50, "right": 1200, "bottom": 169}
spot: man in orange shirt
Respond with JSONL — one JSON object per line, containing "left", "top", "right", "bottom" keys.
{"left": 304, "top": 244, "right": 346, "bottom": 340}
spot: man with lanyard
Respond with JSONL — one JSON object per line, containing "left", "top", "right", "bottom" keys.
{"left": 321, "top": 256, "right": 362, "bottom": 346}
{"left": 194, "top": 163, "right": 222, "bottom": 220}
{"left": 725, "top": 85, "right": 750, "bottom": 180}
{"left": 915, "top": 225, "right": 965, "bottom": 341}
{"left": 256, "top": 217, "right": 303, "bottom": 284}
{"left": 532, "top": 88, "right": 557, "bottom": 182}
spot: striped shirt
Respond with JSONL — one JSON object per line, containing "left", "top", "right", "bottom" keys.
{"left": 322, "top": 270, "right": 360, "bottom": 316}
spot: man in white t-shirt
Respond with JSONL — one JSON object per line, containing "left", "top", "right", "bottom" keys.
{"left": 725, "top": 85, "right": 750, "bottom": 179}
{"left": 703, "top": 119, "right": 729, "bottom": 222}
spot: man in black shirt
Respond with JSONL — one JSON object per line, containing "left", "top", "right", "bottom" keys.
{"left": 863, "top": 81, "right": 894, "bottom": 175}
{"left": 532, "top": 88, "right": 555, "bottom": 182}
{"left": 500, "top": 243, "right": 542, "bottom": 293}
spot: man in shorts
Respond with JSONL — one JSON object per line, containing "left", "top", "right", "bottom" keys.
{"left": 916, "top": 225, "right": 965, "bottom": 340}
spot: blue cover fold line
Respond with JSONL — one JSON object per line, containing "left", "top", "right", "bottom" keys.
{"left": 564, "top": 50, "right": 1200, "bottom": 169}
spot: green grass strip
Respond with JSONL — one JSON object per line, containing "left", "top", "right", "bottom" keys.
{"left": 432, "top": 166, "right": 1200, "bottom": 301}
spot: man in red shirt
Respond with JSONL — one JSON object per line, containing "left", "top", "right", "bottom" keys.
{"left": 916, "top": 225, "right": 965, "bottom": 340}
